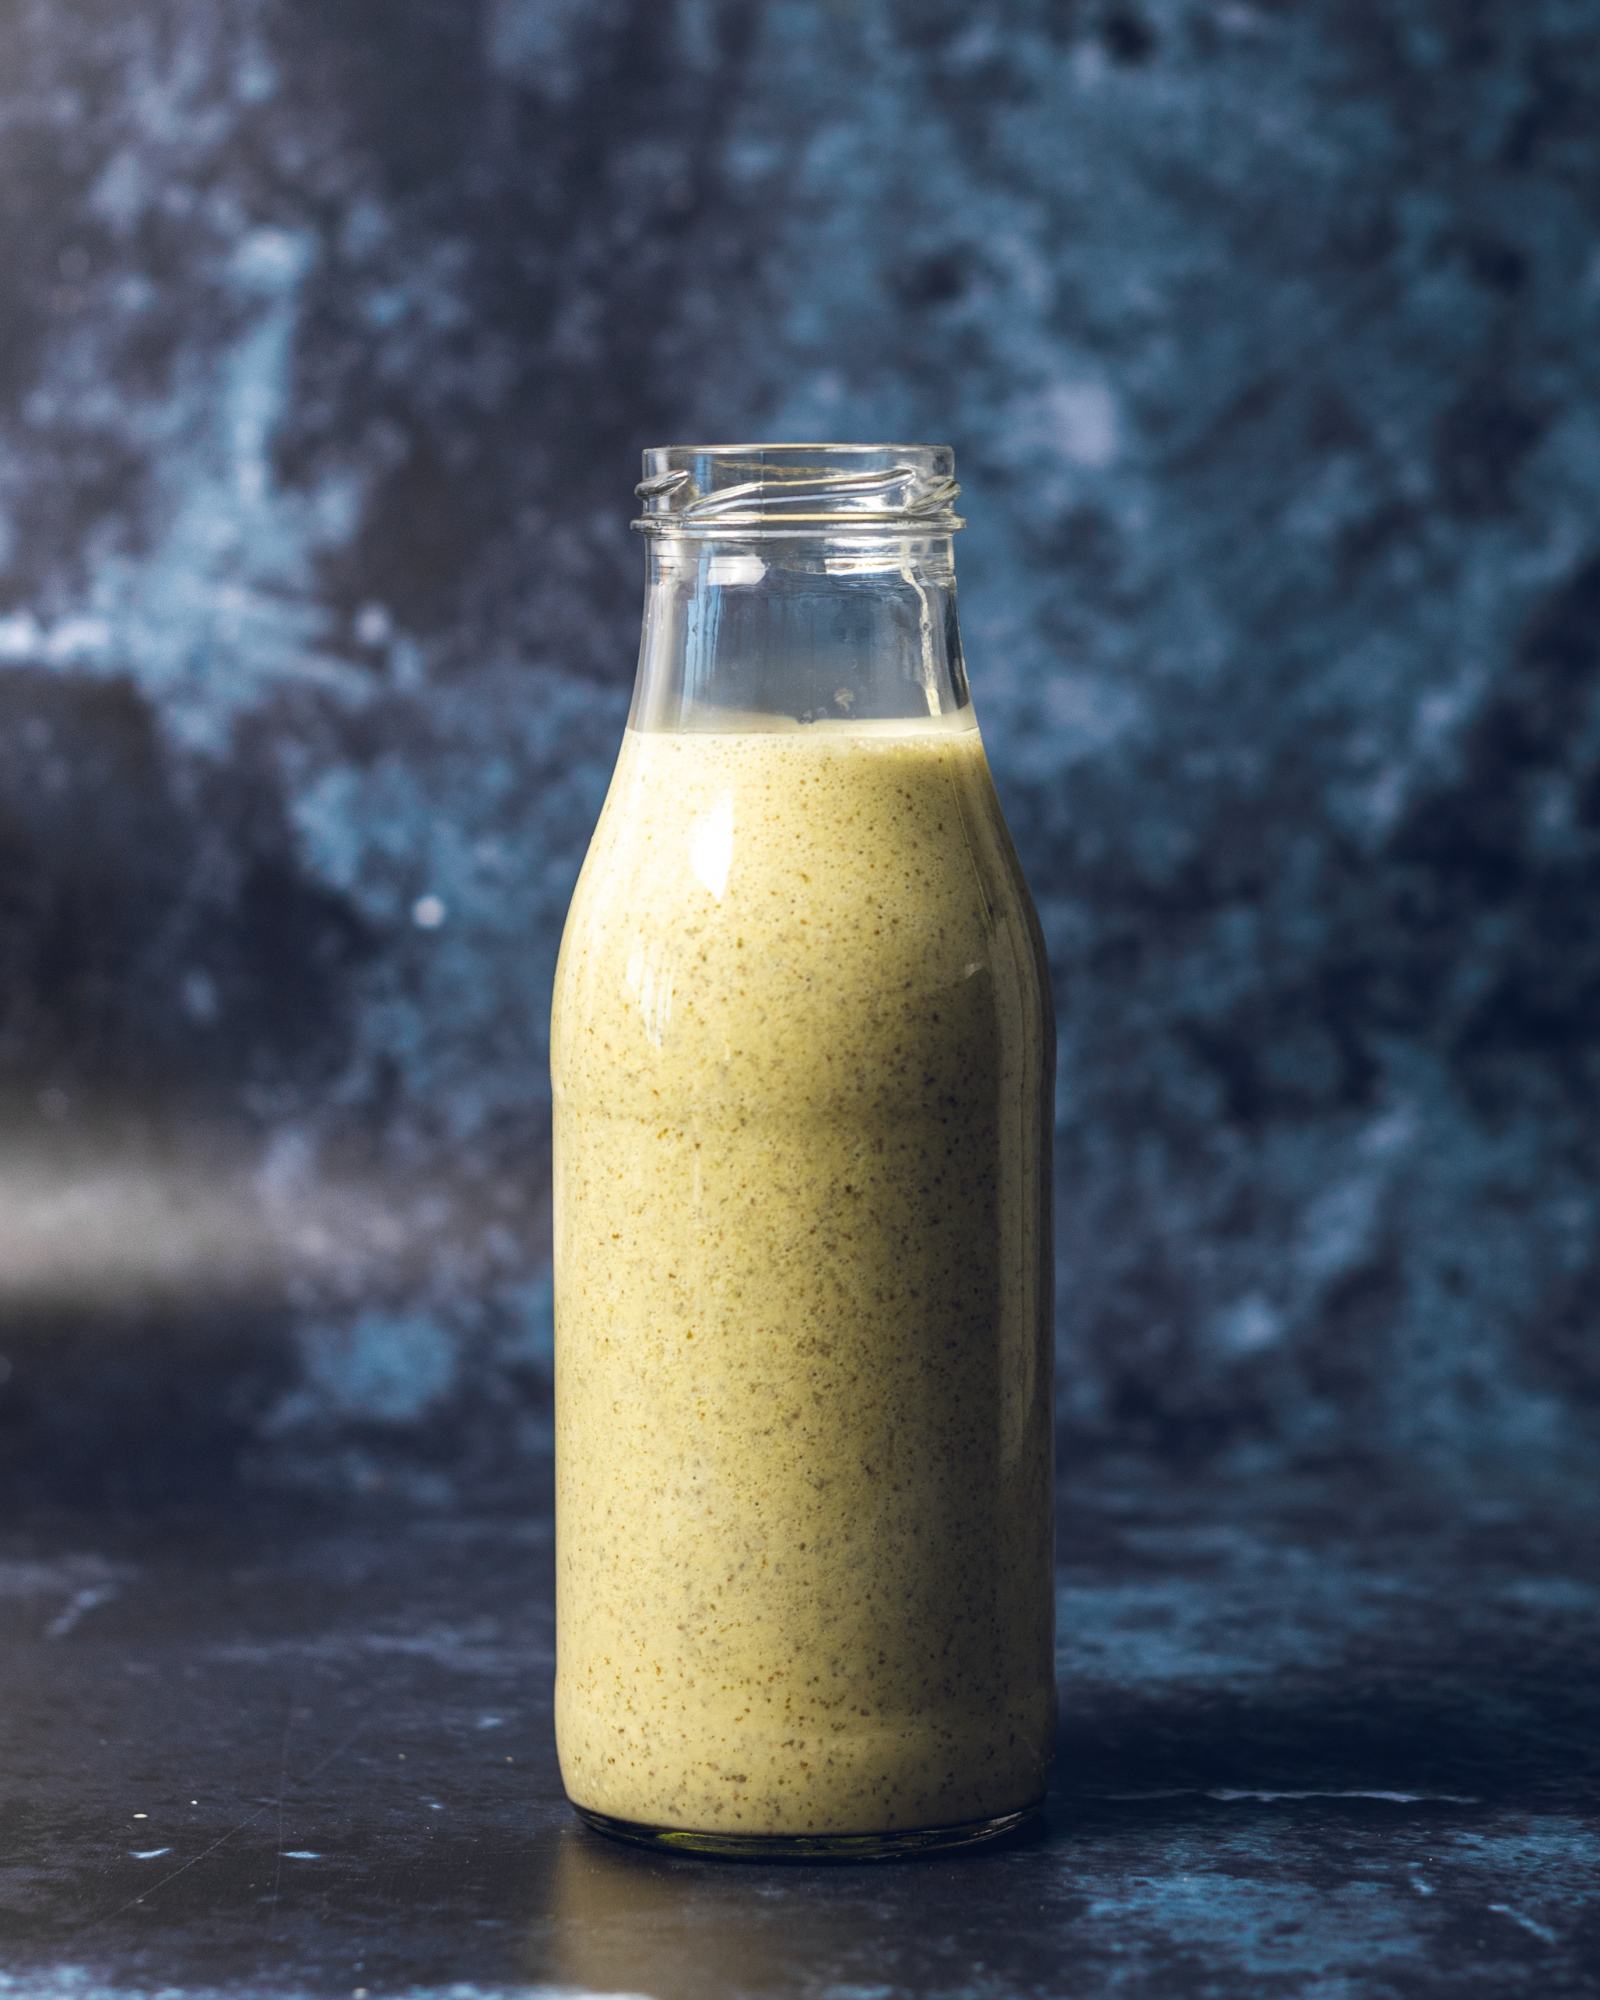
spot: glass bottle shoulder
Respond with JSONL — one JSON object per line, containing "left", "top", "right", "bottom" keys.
{"left": 552, "top": 719, "right": 1047, "bottom": 1108}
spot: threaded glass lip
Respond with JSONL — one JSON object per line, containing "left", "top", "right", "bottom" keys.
{"left": 635, "top": 442, "right": 963, "bottom": 535}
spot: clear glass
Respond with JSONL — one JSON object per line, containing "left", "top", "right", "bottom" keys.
{"left": 551, "top": 445, "right": 1055, "bottom": 1858}
{"left": 631, "top": 443, "right": 969, "bottom": 731}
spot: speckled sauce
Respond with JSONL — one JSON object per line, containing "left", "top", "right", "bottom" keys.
{"left": 551, "top": 716, "right": 1054, "bottom": 1836}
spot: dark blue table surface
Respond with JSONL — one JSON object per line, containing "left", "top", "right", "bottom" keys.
{"left": 2, "top": 1456, "right": 1596, "bottom": 2000}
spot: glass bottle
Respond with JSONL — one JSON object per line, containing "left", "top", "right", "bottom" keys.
{"left": 551, "top": 444, "right": 1055, "bottom": 1856}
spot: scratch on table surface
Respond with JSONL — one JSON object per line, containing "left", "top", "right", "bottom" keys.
{"left": 1489, "top": 1902, "right": 1558, "bottom": 1946}
{"left": 0, "top": 1977, "right": 640, "bottom": 1998}
{"left": 1101, "top": 1788, "right": 1480, "bottom": 1804}
{"left": 269, "top": 1695, "right": 297, "bottom": 1924}
{"left": 46, "top": 1584, "right": 118, "bottom": 1640}
{"left": 70, "top": 1719, "right": 363, "bottom": 1937}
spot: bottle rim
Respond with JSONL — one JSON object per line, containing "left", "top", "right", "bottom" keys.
{"left": 635, "top": 442, "right": 963, "bottom": 536}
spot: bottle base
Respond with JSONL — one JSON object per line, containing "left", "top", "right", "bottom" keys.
{"left": 572, "top": 1801, "right": 1039, "bottom": 1861}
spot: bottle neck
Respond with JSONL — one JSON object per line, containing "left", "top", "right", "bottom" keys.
{"left": 629, "top": 532, "right": 971, "bottom": 731}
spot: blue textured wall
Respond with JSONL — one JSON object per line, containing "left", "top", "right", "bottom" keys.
{"left": 1, "top": 0, "right": 1597, "bottom": 1495}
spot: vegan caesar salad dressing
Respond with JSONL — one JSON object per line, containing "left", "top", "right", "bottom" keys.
{"left": 552, "top": 717, "right": 1054, "bottom": 1836}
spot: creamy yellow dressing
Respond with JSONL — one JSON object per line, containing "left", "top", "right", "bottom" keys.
{"left": 552, "top": 719, "right": 1054, "bottom": 1836}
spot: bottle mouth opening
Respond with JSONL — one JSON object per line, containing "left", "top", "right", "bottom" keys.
{"left": 635, "top": 443, "right": 963, "bottom": 535}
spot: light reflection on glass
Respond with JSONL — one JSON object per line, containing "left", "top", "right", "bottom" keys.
{"left": 687, "top": 790, "right": 735, "bottom": 901}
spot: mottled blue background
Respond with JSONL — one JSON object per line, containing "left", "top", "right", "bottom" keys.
{"left": 1, "top": 0, "right": 1597, "bottom": 1498}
